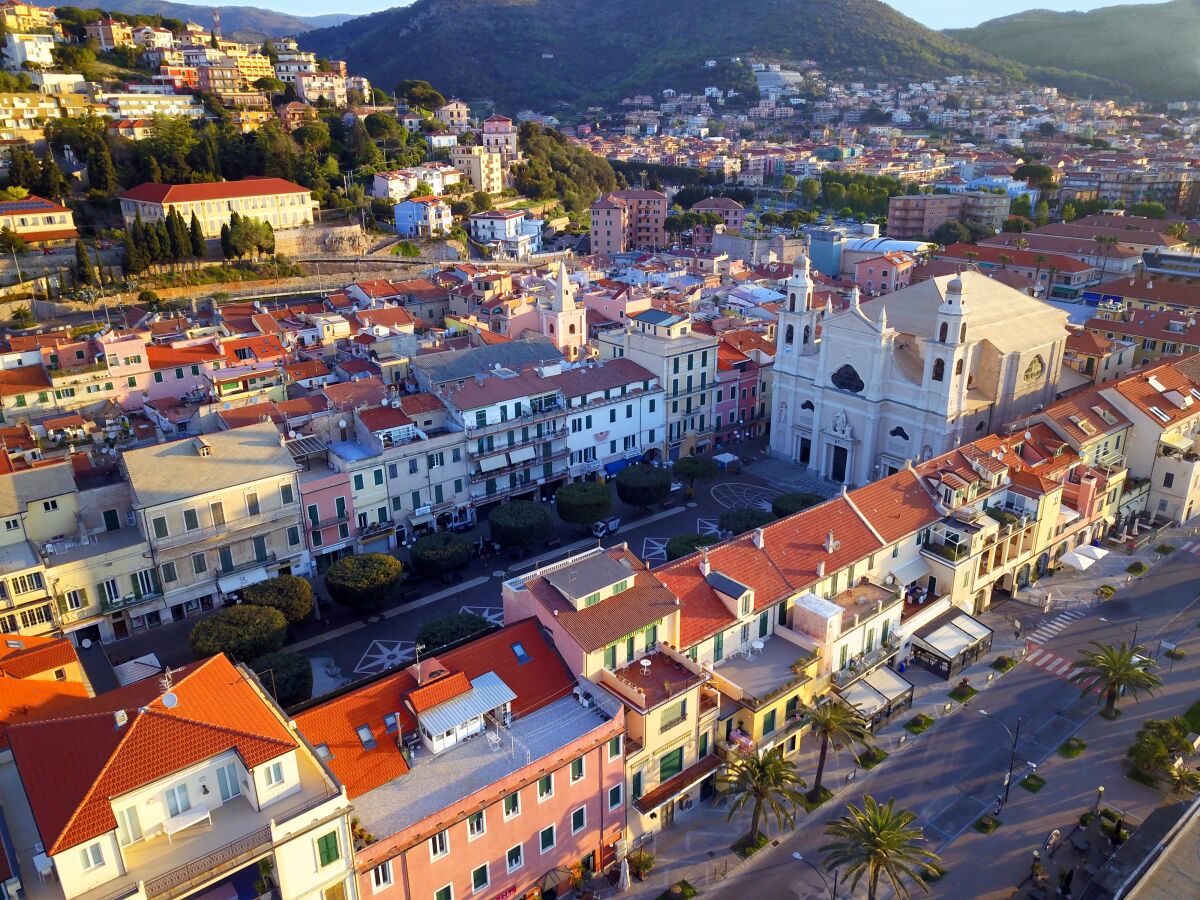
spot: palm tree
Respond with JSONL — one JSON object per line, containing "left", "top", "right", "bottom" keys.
{"left": 805, "top": 700, "right": 872, "bottom": 802}
{"left": 822, "top": 795, "right": 940, "bottom": 900}
{"left": 1032, "top": 253, "right": 1048, "bottom": 294}
{"left": 1014, "top": 237, "right": 1030, "bottom": 252}
{"left": 1070, "top": 640, "right": 1163, "bottom": 717}
{"left": 997, "top": 253, "right": 1012, "bottom": 269}
{"left": 1128, "top": 716, "right": 1191, "bottom": 775}
{"left": 1166, "top": 766, "right": 1200, "bottom": 797}
{"left": 1093, "top": 234, "right": 1119, "bottom": 283}
{"left": 722, "top": 746, "right": 806, "bottom": 844}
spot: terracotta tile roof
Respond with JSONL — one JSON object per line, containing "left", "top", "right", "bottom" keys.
{"left": 221, "top": 334, "right": 286, "bottom": 364}
{"left": 352, "top": 279, "right": 402, "bottom": 298}
{"left": 388, "top": 278, "right": 445, "bottom": 301}
{"left": 284, "top": 359, "right": 331, "bottom": 380}
{"left": 1110, "top": 362, "right": 1200, "bottom": 426}
{"left": 355, "top": 307, "right": 416, "bottom": 330}
{"left": 324, "top": 377, "right": 387, "bottom": 409}
{"left": 407, "top": 672, "right": 472, "bottom": 713}
{"left": 0, "top": 635, "right": 80, "bottom": 679}
{"left": 548, "top": 358, "right": 656, "bottom": 398}
{"left": 358, "top": 404, "right": 413, "bottom": 432}
{"left": 277, "top": 395, "right": 328, "bottom": 417}
{"left": 0, "top": 364, "right": 50, "bottom": 397}
{"left": 338, "top": 359, "right": 377, "bottom": 376}
{"left": 936, "top": 243, "right": 1094, "bottom": 273}
{"left": 475, "top": 328, "right": 511, "bottom": 345}
{"left": 1067, "top": 329, "right": 1118, "bottom": 356}
{"left": 145, "top": 342, "right": 222, "bottom": 370}
{"left": 398, "top": 393, "right": 444, "bottom": 415}
{"left": 120, "top": 176, "right": 310, "bottom": 204}
{"left": 1040, "top": 390, "right": 1130, "bottom": 443}
{"left": 294, "top": 619, "right": 575, "bottom": 799}
{"left": 218, "top": 401, "right": 283, "bottom": 430}
{"left": 847, "top": 469, "right": 940, "bottom": 543}
{"left": 8, "top": 655, "right": 297, "bottom": 854}
{"left": 1086, "top": 309, "right": 1200, "bottom": 344}
{"left": 0, "top": 674, "right": 90, "bottom": 751}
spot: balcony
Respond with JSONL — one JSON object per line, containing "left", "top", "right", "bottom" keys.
{"left": 48, "top": 361, "right": 109, "bottom": 382}
{"left": 100, "top": 589, "right": 164, "bottom": 614}
{"left": 474, "top": 425, "right": 568, "bottom": 456}
{"left": 831, "top": 634, "right": 902, "bottom": 689}
{"left": 923, "top": 540, "right": 968, "bottom": 563}
{"left": 469, "top": 447, "right": 569, "bottom": 483}
{"left": 712, "top": 637, "right": 819, "bottom": 711}
{"left": 151, "top": 504, "right": 300, "bottom": 551}
{"left": 218, "top": 553, "right": 277, "bottom": 577}
{"left": 464, "top": 401, "right": 565, "bottom": 436}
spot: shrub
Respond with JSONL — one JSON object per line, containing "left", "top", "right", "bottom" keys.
{"left": 243, "top": 575, "right": 314, "bottom": 624}
{"left": 991, "top": 655, "right": 1016, "bottom": 672}
{"left": 1127, "top": 561, "right": 1149, "bottom": 575}
{"left": 409, "top": 532, "right": 472, "bottom": 577}
{"left": 1165, "top": 647, "right": 1185, "bottom": 661}
{"left": 190, "top": 605, "right": 287, "bottom": 661}
{"left": 616, "top": 463, "right": 671, "bottom": 509}
{"left": 137, "top": 289, "right": 160, "bottom": 306}
{"left": 719, "top": 506, "right": 774, "bottom": 535}
{"left": 973, "top": 815, "right": 1000, "bottom": 834}
{"left": 554, "top": 481, "right": 612, "bottom": 525}
{"left": 325, "top": 553, "right": 404, "bottom": 614}
{"left": 904, "top": 713, "right": 935, "bottom": 735}
{"left": 771, "top": 492, "right": 825, "bottom": 518}
{"left": 1058, "top": 737, "right": 1087, "bottom": 759}
{"left": 666, "top": 533, "right": 721, "bottom": 560}
{"left": 1020, "top": 773, "right": 1047, "bottom": 793}
{"left": 673, "top": 455, "right": 717, "bottom": 495}
{"left": 252, "top": 651, "right": 313, "bottom": 707}
{"left": 415, "top": 612, "right": 493, "bottom": 651}
{"left": 488, "top": 501, "right": 552, "bottom": 550}
{"left": 1155, "top": 544, "right": 1175, "bottom": 555}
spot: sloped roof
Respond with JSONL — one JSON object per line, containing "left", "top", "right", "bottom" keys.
{"left": 0, "top": 634, "right": 79, "bottom": 679}
{"left": 120, "top": 177, "right": 310, "bottom": 204}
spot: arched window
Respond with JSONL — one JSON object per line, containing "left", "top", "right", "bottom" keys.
{"left": 785, "top": 324, "right": 794, "bottom": 344}
{"left": 548, "top": 323, "right": 554, "bottom": 333}
{"left": 569, "top": 323, "right": 577, "bottom": 335}
{"left": 955, "top": 358, "right": 964, "bottom": 376}
{"left": 960, "top": 323, "right": 967, "bottom": 342}
{"left": 932, "top": 358, "right": 945, "bottom": 382}
{"left": 938, "top": 322, "right": 948, "bottom": 342}
{"left": 789, "top": 291, "right": 797, "bottom": 313}
{"left": 802, "top": 325, "right": 811, "bottom": 345}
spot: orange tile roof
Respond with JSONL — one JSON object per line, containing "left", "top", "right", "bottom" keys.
{"left": 120, "top": 176, "right": 309, "bottom": 204}
{"left": 0, "top": 634, "right": 79, "bottom": 679}
{"left": 398, "top": 393, "right": 445, "bottom": 415}
{"left": 145, "top": 342, "right": 223, "bottom": 370}
{"left": 0, "top": 364, "right": 50, "bottom": 397}
{"left": 0, "top": 674, "right": 90, "bottom": 751}
{"left": 1111, "top": 362, "right": 1200, "bottom": 426}
{"left": 407, "top": 672, "right": 472, "bottom": 713}
{"left": 847, "top": 469, "right": 940, "bottom": 543}
{"left": 7, "top": 655, "right": 297, "bottom": 854}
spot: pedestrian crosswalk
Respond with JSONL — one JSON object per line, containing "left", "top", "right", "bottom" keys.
{"left": 1177, "top": 541, "right": 1200, "bottom": 557}
{"left": 1025, "top": 646, "right": 1100, "bottom": 692}
{"left": 1026, "top": 609, "right": 1086, "bottom": 645}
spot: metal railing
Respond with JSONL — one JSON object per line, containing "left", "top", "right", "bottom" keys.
{"left": 832, "top": 636, "right": 901, "bottom": 689}
{"left": 101, "top": 590, "right": 164, "bottom": 614}
{"left": 218, "top": 553, "right": 277, "bottom": 577}
{"left": 151, "top": 505, "right": 300, "bottom": 550}
{"left": 464, "top": 402, "right": 565, "bottom": 436}
{"left": 144, "top": 825, "right": 272, "bottom": 899}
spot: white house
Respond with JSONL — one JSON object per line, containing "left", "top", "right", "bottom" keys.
{"left": 468, "top": 209, "right": 543, "bottom": 260}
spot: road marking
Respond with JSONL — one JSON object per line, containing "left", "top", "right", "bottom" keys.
{"left": 642, "top": 537, "right": 668, "bottom": 561}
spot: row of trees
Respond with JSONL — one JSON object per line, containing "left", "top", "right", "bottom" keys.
{"left": 220, "top": 211, "right": 275, "bottom": 260}
{"left": 121, "top": 209, "right": 205, "bottom": 275}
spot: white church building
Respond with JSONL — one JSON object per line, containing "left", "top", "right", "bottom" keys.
{"left": 770, "top": 261, "right": 1070, "bottom": 486}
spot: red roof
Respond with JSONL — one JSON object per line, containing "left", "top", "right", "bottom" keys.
{"left": 357, "top": 404, "right": 413, "bottom": 432}
{"left": 0, "top": 675, "right": 90, "bottom": 751}
{"left": 145, "top": 342, "right": 222, "bottom": 370}
{"left": 0, "top": 634, "right": 80, "bottom": 679}
{"left": 0, "top": 365, "right": 50, "bottom": 398}
{"left": 936, "top": 243, "right": 1094, "bottom": 274}
{"left": 120, "top": 177, "right": 310, "bottom": 205}
{"left": 8, "top": 655, "right": 297, "bottom": 854}
{"left": 407, "top": 672, "right": 472, "bottom": 713}
{"left": 324, "top": 376, "right": 387, "bottom": 409}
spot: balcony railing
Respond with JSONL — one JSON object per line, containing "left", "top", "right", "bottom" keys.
{"left": 49, "top": 361, "right": 109, "bottom": 381}
{"left": 144, "top": 824, "right": 272, "bottom": 899}
{"left": 101, "top": 590, "right": 164, "bottom": 614}
{"left": 832, "top": 635, "right": 901, "bottom": 689}
{"left": 465, "top": 402, "right": 565, "bottom": 436}
{"left": 470, "top": 448, "right": 570, "bottom": 483}
{"left": 659, "top": 712, "right": 688, "bottom": 734}
{"left": 923, "top": 540, "right": 968, "bottom": 563}
{"left": 151, "top": 504, "right": 299, "bottom": 550}
{"left": 218, "top": 553, "right": 277, "bottom": 577}
{"left": 474, "top": 426, "right": 568, "bottom": 457}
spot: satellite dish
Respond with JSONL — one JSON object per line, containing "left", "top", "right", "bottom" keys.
{"left": 338, "top": 419, "right": 347, "bottom": 428}
{"left": 162, "top": 692, "right": 179, "bottom": 709}
{"left": 81, "top": 638, "right": 93, "bottom": 649}
{"left": 1024, "top": 431, "right": 1032, "bottom": 441}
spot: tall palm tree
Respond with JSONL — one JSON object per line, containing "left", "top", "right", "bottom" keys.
{"left": 1070, "top": 640, "right": 1163, "bottom": 717}
{"left": 1166, "top": 766, "right": 1200, "bottom": 797}
{"left": 1015, "top": 237, "right": 1030, "bottom": 253}
{"left": 1093, "top": 234, "right": 1119, "bottom": 283}
{"left": 997, "top": 253, "right": 1012, "bottom": 269}
{"left": 722, "top": 746, "right": 806, "bottom": 844}
{"left": 805, "top": 700, "right": 872, "bottom": 802}
{"left": 822, "top": 795, "right": 940, "bottom": 900}
{"left": 1032, "top": 253, "right": 1048, "bottom": 295}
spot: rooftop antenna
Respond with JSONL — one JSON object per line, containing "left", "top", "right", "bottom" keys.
{"left": 413, "top": 643, "right": 427, "bottom": 684}
{"left": 159, "top": 666, "right": 179, "bottom": 708}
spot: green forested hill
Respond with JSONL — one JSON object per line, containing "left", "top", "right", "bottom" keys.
{"left": 948, "top": 0, "right": 1200, "bottom": 102}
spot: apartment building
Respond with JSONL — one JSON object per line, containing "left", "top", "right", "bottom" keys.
{"left": 480, "top": 114, "right": 520, "bottom": 164}
{"left": 119, "top": 177, "right": 315, "bottom": 238}
{"left": 295, "top": 72, "right": 347, "bottom": 107}
{"left": 449, "top": 146, "right": 503, "bottom": 194}
{"left": 92, "top": 92, "right": 206, "bottom": 120}
{"left": 932, "top": 243, "right": 1097, "bottom": 300}
{"left": 691, "top": 196, "right": 746, "bottom": 232}
{"left": 0, "top": 2, "right": 61, "bottom": 35}
{"left": 295, "top": 618, "right": 625, "bottom": 900}
{"left": 1085, "top": 308, "right": 1200, "bottom": 369}
{"left": 433, "top": 99, "right": 470, "bottom": 132}
{"left": 84, "top": 18, "right": 134, "bottom": 50}
{"left": 0, "top": 194, "right": 77, "bottom": 244}
{"left": 589, "top": 190, "right": 669, "bottom": 255}
{"left": 595, "top": 310, "right": 717, "bottom": 461}
{"left": 291, "top": 436, "right": 356, "bottom": 573}
{"left": 0, "top": 93, "right": 92, "bottom": 139}
{"left": 468, "top": 210, "right": 542, "bottom": 260}
{"left": 393, "top": 196, "right": 451, "bottom": 238}
{"left": 885, "top": 191, "right": 1009, "bottom": 240}
{"left": 2, "top": 32, "right": 56, "bottom": 72}
{"left": 120, "top": 423, "right": 308, "bottom": 613}
{"left": 1, "top": 654, "right": 357, "bottom": 900}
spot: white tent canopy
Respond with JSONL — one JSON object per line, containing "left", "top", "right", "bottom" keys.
{"left": 1059, "top": 550, "right": 1096, "bottom": 571}
{"left": 1075, "top": 545, "right": 1109, "bottom": 562}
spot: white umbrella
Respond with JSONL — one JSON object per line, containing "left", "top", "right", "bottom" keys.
{"left": 1059, "top": 550, "right": 1096, "bottom": 571}
{"left": 617, "top": 858, "right": 631, "bottom": 892}
{"left": 1076, "top": 545, "right": 1110, "bottom": 561}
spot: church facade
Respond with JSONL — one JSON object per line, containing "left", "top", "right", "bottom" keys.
{"left": 770, "top": 262, "right": 1069, "bottom": 486}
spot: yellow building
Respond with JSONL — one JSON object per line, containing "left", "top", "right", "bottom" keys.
{"left": 450, "top": 145, "right": 504, "bottom": 195}
{"left": 118, "top": 176, "right": 316, "bottom": 238}
{"left": 0, "top": 2, "right": 61, "bottom": 35}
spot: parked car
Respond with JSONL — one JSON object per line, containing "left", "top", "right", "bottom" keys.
{"left": 592, "top": 516, "right": 622, "bottom": 538}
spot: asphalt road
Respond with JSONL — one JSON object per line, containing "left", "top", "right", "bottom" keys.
{"left": 708, "top": 549, "right": 1200, "bottom": 899}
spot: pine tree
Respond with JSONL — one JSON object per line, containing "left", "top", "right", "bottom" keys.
{"left": 167, "top": 209, "right": 187, "bottom": 263}
{"left": 73, "top": 240, "right": 97, "bottom": 287}
{"left": 220, "top": 222, "right": 232, "bottom": 260}
{"left": 147, "top": 155, "right": 163, "bottom": 184}
{"left": 155, "top": 220, "right": 171, "bottom": 267}
{"left": 143, "top": 219, "right": 162, "bottom": 267}
{"left": 9, "top": 148, "right": 39, "bottom": 192}
{"left": 189, "top": 212, "right": 205, "bottom": 260}
{"left": 88, "top": 140, "right": 118, "bottom": 195}
{"left": 121, "top": 233, "right": 146, "bottom": 276}
{"left": 37, "top": 154, "right": 68, "bottom": 202}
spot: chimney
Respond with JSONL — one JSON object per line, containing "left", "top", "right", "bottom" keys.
{"left": 752, "top": 527, "right": 765, "bottom": 549}
{"left": 699, "top": 549, "right": 711, "bottom": 577}
{"left": 824, "top": 530, "right": 835, "bottom": 553}
{"left": 816, "top": 560, "right": 825, "bottom": 578}
{"left": 113, "top": 709, "right": 128, "bottom": 729}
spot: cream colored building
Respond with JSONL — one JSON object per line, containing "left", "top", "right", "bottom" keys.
{"left": 450, "top": 145, "right": 504, "bottom": 195}
{"left": 118, "top": 177, "right": 316, "bottom": 238}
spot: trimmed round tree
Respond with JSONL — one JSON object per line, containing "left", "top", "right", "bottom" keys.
{"left": 410, "top": 532, "right": 472, "bottom": 578}
{"left": 242, "top": 574, "right": 314, "bottom": 624}
{"left": 488, "top": 501, "right": 552, "bottom": 551}
{"left": 555, "top": 481, "right": 613, "bottom": 526}
{"left": 772, "top": 492, "right": 825, "bottom": 519}
{"left": 720, "top": 507, "right": 775, "bottom": 535}
{"left": 252, "top": 651, "right": 313, "bottom": 708}
{"left": 666, "top": 533, "right": 721, "bottom": 561}
{"left": 189, "top": 605, "right": 287, "bottom": 662}
{"left": 415, "top": 612, "right": 494, "bottom": 651}
{"left": 325, "top": 553, "right": 404, "bottom": 615}
{"left": 616, "top": 463, "right": 671, "bottom": 511}
{"left": 673, "top": 454, "right": 718, "bottom": 498}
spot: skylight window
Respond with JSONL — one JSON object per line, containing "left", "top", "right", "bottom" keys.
{"left": 384, "top": 713, "right": 399, "bottom": 734}
{"left": 1149, "top": 406, "right": 1171, "bottom": 423}
{"left": 511, "top": 642, "right": 530, "bottom": 664}
{"left": 314, "top": 744, "right": 332, "bottom": 761}
{"left": 356, "top": 724, "right": 377, "bottom": 749}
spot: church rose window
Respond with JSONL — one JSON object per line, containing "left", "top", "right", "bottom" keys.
{"left": 830, "top": 364, "right": 864, "bottom": 393}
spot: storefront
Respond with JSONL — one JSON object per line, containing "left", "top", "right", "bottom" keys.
{"left": 910, "top": 608, "right": 994, "bottom": 680}
{"left": 836, "top": 664, "right": 915, "bottom": 730}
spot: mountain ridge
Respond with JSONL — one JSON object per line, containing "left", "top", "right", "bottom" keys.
{"left": 105, "top": 0, "right": 356, "bottom": 38}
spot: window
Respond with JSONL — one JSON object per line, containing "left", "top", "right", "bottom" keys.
{"left": 1164, "top": 472, "right": 1175, "bottom": 488}
{"left": 183, "top": 508, "right": 199, "bottom": 531}
{"left": 41, "top": 498, "right": 57, "bottom": 513}
{"left": 246, "top": 492, "right": 260, "bottom": 516}
{"left": 632, "top": 770, "right": 643, "bottom": 799}
{"left": 570, "top": 756, "right": 584, "bottom": 782}
{"left": 571, "top": 806, "right": 586, "bottom": 834}
{"left": 356, "top": 724, "right": 376, "bottom": 749}
{"left": 191, "top": 553, "right": 207, "bottom": 575}
{"left": 511, "top": 641, "right": 530, "bottom": 663}
{"left": 317, "top": 831, "right": 340, "bottom": 867}
{"left": 467, "top": 810, "right": 485, "bottom": 839}
{"left": 287, "top": 526, "right": 301, "bottom": 547}
{"left": 932, "top": 358, "right": 945, "bottom": 382}
{"left": 280, "top": 483, "right": 295, "bottom": 505}
{"left": 471, "top": 863, "right": 489, "bottom": 893}
{"left": 165, "top": 784, "right": 191, "bottom": 817}
{"left": 539, "top": 824, "right": 556, "bottom": 853}
{"left": 538, "top": 774, "right": 553, "bottom": 801}
{"left": 210, "top": 501, "right": 225, "bottom": 526}
{"left": 608, "top": 783, "right": 623, "bottom": 810}
{"left": 151, "top": 516, "right": 169, "bottom": 539}
{"left": 429, "top": 829, "right": 449, "bottom": 859}
{"left": 435, "top": 888, "right": 453, "bottom": 900}
{"left": 503, "top": 791, "right": 520, "bottom": 819}
{"left": 79, "top": 843, "right": 104, "bottom": 871}
{"left": 264, "top": 761, "right": 284, "bottom": 786}
{"left": 608, "top": 735, "right": 622, "bottom": 760}
{"left": 506, "top": 843, "right": 524, "bottom": 874}
{"left": 353, "top": 473, "right": 364, "bottom": 491}
{"left": 116, "top": 805, "right": 142, "bottom": 846}
{"left": 371, "top": 861, "right": 393, "bottom": 892}
{"left": 160, "top": 561, "right": 177, "bottom": 584}
{"left": 604, "top": 644, "right": 617, "bottom": 669}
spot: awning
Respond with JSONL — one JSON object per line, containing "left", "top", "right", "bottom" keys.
{"left": 714, "top": 452, "right": 739, "bottom": 467}
{"left": 633, "top": 753, "right": 723, "bottom": 814}
{"left": 1076, "top": 545, "right": 1109, "bottom": 561}
{"left": 418, "top": 671, "right": 517, "bottom": 736}
{"left": 948, "top": 613, "right": 992, "bottom": 644}
{"left": 508, "top": 446, "right": 537, "bottom": 465}
{"left": 605, "top": 457, "right": 633, "bottom": 476}
{"left": 478, "top": 454, "right": 508, "bottom": 473}
{"left": 217, "top": 567, "right": 268, "bottom": 594}
{"left": 1059, "top": 549, "right": 1095, "bottom": 571}
{"left": 863, "top": 665, "right": 914, "bottom": 702}
{"left": 1160, "top": 431, "right": 1191, "bottom": 452}
{"left": 889, "top": 556, "right": 930, "bottom": 587}
{"left": 913, "top": 609, "right": 991, "bottom": 662}
{"left": 839, "top": 679, "right": 889, "bottom": 718}
{"left": 409, "top": 512, "right": 435, "bottom": 525}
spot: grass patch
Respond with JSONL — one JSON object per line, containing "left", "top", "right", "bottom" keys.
{"left": 1020, "top": 773, "right": 1047, "bottom": 793}
{"left": 799, "top": 787, "right": 834, "bottom": 812}
{"left": 1165, "top": 647, "right": 1186, "bottom": 660}
{"left": 1127, "top": 767, "right": 1160, "bottom": 788}
{"left": 948, "top": 684, "right": 979, "bottom": 703}
{"left": 1127, "top": 561, "right": 1149, "bottom": 575}
{"left": 858, "top": 746, "right": 889, "bottom": 770}
{"left": 1155, "top": 544, "right": 1176, "bottom": 555}
{"left": 392, "top": 241, "right": 421, "bottom": 258}
{"left": 1184, "top": 700, "right": 1200, "bottom": 733}
{"left": 1058, "top": 737, "right": 1087, "bottom": 759}
{"left": 656, "top": 881, "right": 698, "bottom": 900}
{"left": 1097, "top": 584, "right": 1117, "bottom": 599}
{"left": 973, "top": 815, "right": 1001, "bottom": 834}
{"left": 991, "top": 655, "right": 1017, "bottom": 673}
{"left": 731, "top": 832, "right": 769, "bottom": 858}
{"left": 904, "top": 713, "right": 935, "bottom": 735}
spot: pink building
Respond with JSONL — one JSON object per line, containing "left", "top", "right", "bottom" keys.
{"left": 294, "top": 441, "right": 357, "bottom": 571}
{"left": 692, "top": 196, "right": 746, "bottom": 232}
{"left": 854, "top": 252, "right": 914, "bottom": 296}
{"left": 580, "top": 284, "right": 654, "bottom": 327}
{"left": 589, "top": 190, "right": 668, "bottom": 255}
{"left": 296, "top": 619, "right": 626, "bottom": 900}
{"left": 144, "top": 342, "right": 224, "bottom": 403}
{"left": 713, "top": 346, "right": 742, "bottom": 447}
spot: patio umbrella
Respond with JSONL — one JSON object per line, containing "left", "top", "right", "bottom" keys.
{"left": 1076, "top": 545, "right": 1110, "bottom": 561}
{"left": 617, "top": 858, "right": 631, "bottom": 892}
{"left": 1059, "top": 550, "right": 1096, "bottom": 571}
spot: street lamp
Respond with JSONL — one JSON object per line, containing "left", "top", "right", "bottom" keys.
{"left": 792, "top": 852, "right": 836, "bottom": 899}
{"left": 1095, "top": 785, "right": 1105, "bottom": 812}
{"left": 978, "top": 708, "right": 1022, "bottom": 808}
{"left": 1099, "top": 617, "right": 1141, "bottom": 647}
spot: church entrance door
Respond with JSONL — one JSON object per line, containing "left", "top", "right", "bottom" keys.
{"left": 829, "top": 445, "right": 849, "bottom": 483}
